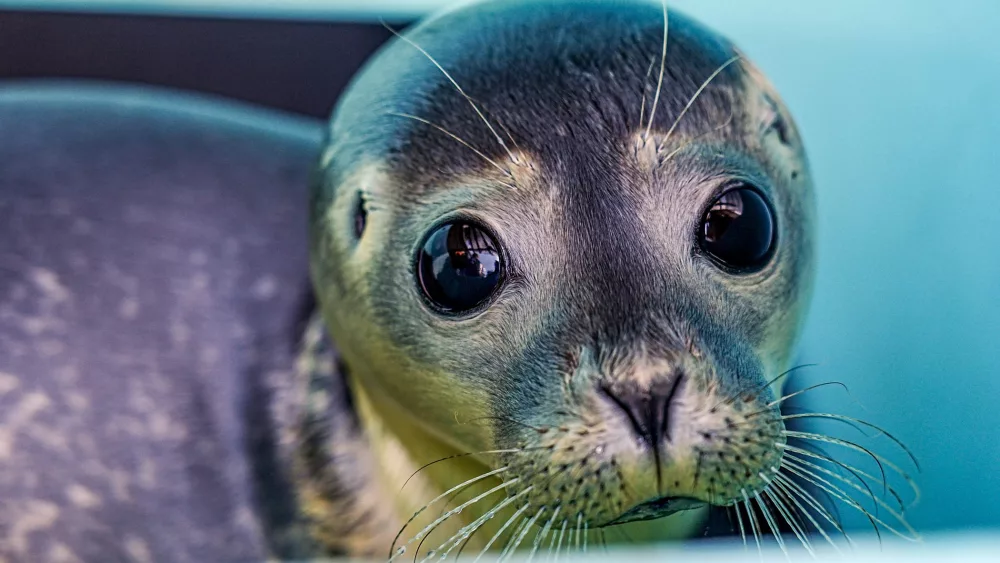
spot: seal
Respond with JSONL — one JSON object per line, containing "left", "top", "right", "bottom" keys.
{"left": 0, "top": 5, "right": 921, "bottom": 563}
{"left": 301, "top": 0, "right": 850, "bottom": 558}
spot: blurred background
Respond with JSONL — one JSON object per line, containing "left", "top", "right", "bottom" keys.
{"left": 1, "top": 0, "right": 998, "bottom": 553}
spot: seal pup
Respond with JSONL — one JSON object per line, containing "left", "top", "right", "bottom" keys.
{"left": 303, "top": 0, "right": 921, "bottom": 558}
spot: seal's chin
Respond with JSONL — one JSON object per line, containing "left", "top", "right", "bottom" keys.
{"left": 605, "top": 496, "right": 706, "bottom": 526}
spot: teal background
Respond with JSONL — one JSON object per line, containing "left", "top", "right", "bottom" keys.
{"left": 3, "top": 0, "right": 998, "bottom": 538}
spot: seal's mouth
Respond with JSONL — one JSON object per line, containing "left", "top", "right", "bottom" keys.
{"left": 605, "top": 496, "right": 706, "bottom": 526}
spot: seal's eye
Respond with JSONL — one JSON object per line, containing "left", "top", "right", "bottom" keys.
{"left": 417, "top": 221, "right": 503, "bottom": 313}
{"left": 699, "top": 185, "right": 775, "bottom": 271}
{"left": 353, "top": 193, "right": 367, "bottom": 239}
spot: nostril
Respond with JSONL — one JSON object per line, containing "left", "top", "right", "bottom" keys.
{"left": 661, "top": 372, "right": 684, "bottom": 443}
{"left": 601, "top": 373, "right": 684, "bottom": 447}
{"left": 601, "top": 386, "right": 655, "bottom": 444}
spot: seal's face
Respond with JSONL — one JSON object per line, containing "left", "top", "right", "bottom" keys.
{"left": 311, "top": 0, "right": 814, "bottom": 536}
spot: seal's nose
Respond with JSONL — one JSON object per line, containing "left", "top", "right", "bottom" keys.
{"left": 601, "top": 375, "right": 683, "bottom": 447}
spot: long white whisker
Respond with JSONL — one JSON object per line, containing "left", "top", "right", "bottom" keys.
{"left": 660, "top": 111, "right": 735, "bottom": 164}
{"left": 389, "top": 467, "right": 511, "bottom": 560}
{"left": 527, "top": 506, "right": 560, "bottom": 563}
{"left": 782, "top": 428, "right": 920, "bottom": 505}
{"left": 753, "top": 492, "right": 789, "bottom": 559}
{"left": 388, "top": 112, "right": 515, "bottom": 183}
{"left": 553, "top": 519, "right": 569, "bottom": 562}
{"left": 774, "top": 473, "right": 854, "bottom": 547}
{"left": 733, "top": 503, "right": 748, "bottom": 549}
{"left": 765, "top": 382, "right": 850, "bottom": 410}
{"left": 473, "top": 505, "right": 530, "bottom": 563}
{"left": 638, "top": 57, "right": 656, "bottom": 132}
{"left": 783, "top": 432, "right": 894, "bottom": 495}
{"left": 497, "top": 517, "right": 531, "bottom": 562}
{"left": 782, "top": 446, "right": 900, "bottom": 511}
{"left": 781, "top": 460, "right": 885, "bottom": 544}
{"left": 780, "top": 434, "right": 917, "bottom": 503}
{"left": 499, "top": 506, "right": 548, "bottom": 562}
{"left": 764, "top": 485, "right": 814, "bottom": 557}
{"left": 780, "top": 413, "right": 919, "bottom": 469}
{"left": 781, "top": 459, "right": 920, "bottom": 541}
{"left": 427, "top": 487, "right": 533, "bottom": 562}
{"left": 657, "top": 55, "right": 741, "bottom": 151}
{"left": 574, "top": 514, "right": 583, "bottom": 554}
{"left": 382, "top": 22, "right": 519, "bottom": 165}
{"left": 772, "top": 476, "right": 843, "bottom": 555}
{"left": 783, "top": 452, "right": 911, "bottom": 524}
{"left": 643, "top": 0, "right": 670, "bottom": 140}
{"left": 742, "top": 493, "right": 763, "bottom": 562}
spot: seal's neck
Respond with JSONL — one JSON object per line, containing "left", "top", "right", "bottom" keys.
{"left": 287, "top": 315, "right": 710, "bottom": 558}
{"left": 282, "top": 314, "right": 400, "bottom": 557}
{"left": 348, "top": 366, "right": 508, "bottom": 556}
{"left": 287, "top": 314, "right": 497, "bottom": 558}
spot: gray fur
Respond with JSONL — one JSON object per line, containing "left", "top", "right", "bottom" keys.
{"left": 312, "top": 0, "right": 815, "bottom": 553}
{"left": 0, "top": 82, "right": 325, "bottom": 562}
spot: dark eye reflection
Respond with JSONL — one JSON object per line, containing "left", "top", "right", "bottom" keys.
{"left": 699, "top": 185, "right": 775, "bottom": 271}
{"left": 417, "top": 221, "right": 504, "bottom": 313}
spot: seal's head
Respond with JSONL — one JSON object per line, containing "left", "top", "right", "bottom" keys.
{"left": 310, "top": 0, "right": 815, "bottom": 547}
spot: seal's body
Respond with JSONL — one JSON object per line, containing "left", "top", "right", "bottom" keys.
{"left": 0, "top": 84, "right": 323, "bottom": 562}
{"left": 309, "top": 0, "right": 816, "bottom": 557}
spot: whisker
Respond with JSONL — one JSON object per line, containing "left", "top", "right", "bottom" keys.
{"left": 456, "top": 92, "right": 532, "bottom": 172}
{"left": 782, "top": 431, "right": 917, "bottom": 497}
{"left": 455, "top": 533, "right": 476, "bottom": 562}
{"left": 780, "top": 461, "right": 883, "bottom": 544}
{"left": 782, "top": 442, "right": 886, "bottom": 508}
{"left": 783, "top": 452, "right": 910, "bottom": 522}
{"left": 472, "top": 505, "right": 530, "bottom": 563}
{"left": 387, "top": 112, "right": 515, "bottom": 185}
{"left": 574, "top": 513, "right": 583, "bottom": 554}
{"left": 782, "top": 445, "right": 904, "bottom": 512}
{"left": 400, "top": 453, "right": 520, "bottom": 494}
{"left": 774, "top": 473, "right": 854, "bottom": 547}
{"left": 462, "top": 416, "right": 549, "bottom": 434}
{"left": 657, "top": 55, "right": 741, "bottom": 152}
{"left": 643, "top": 0, "right": 669, "bottom": 141}
{"left": 553, "top": 519, "right": 569, "bottom": 562}
{"left": 637, "top": 56, "right": 657, "bottom": 133}
{"left": 381, "top": 21, "right": 519, "bottom": 166}
{"left": 542, "top": 515, "right": 562, "bottom": 563}
{"left": 392, "top": 476, "right": 517, "bottom": 562}
{"left": 526, "top": 506, "right": 560, "bottom": 563}
{"left": 741, "top": 494, "right": 764, "bottom": 561}
{"left": 390, "top": 466, "right": 510, "bottom": 558}
{"left": 779, "top": 439, "right": 869, "bottom": 519}
{"left": 500, "top": 507, "right": 548, "bottom": 562}
{"left": 496, "top": 516, "right": 531, "bottom": 563}
{"left": 582, "top": 521, "right": 589, "bottom": 554}
{"left": 765, "top": 381, "right": 850, "bottom": 410}
{"left": 716, "top": 364, "right": 817, "bottom": 410}
{"left": 772, "top": 475, "right": 844, "bottom": 555}
{"left": 763, "top": 485, "right": 814, "bottom": 557}
{"left": 781, "top": 413, "right": 920, "bottom": 471}
{"left": 733, "top": 503, "right": 748, "bottom": 549}
{"left": 752, "top": 493, "right": 789, "bottom": 559}
{"left": 428, "top": 487, "right": 533, "bottom": 562}
{"left": 781, "top": 460, "right": 919, "bottom": 541}
{"left": 659, "top": 111, "right": 735, "bottom": 164}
